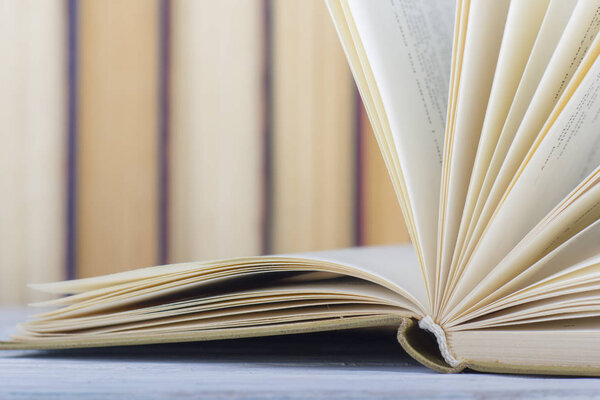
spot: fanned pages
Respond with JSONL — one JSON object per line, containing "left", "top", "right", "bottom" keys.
{"left": 5, "top": 0, "right": 600, "bottom": 376}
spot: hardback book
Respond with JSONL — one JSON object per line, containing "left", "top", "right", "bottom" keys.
{"left": 270, "top": 0, "right": 356, "bottom": 254}
{"left": 359, "top": 103, "right": 410, "bottom": 245}
{"left": 0, "top": 0, "right": 66, "bottom": 303}
{"left": 77, "top": 0, "right": 160, "bottom": 277}
{"left": 169, "top": 0, "right": 265, "bottom": 262}
{"left": 4, "top": 0, "right": 600, "bottom": 376}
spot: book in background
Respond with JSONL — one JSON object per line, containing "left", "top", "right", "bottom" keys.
{"left": 0, "top": 0, "right": 412, "bottom": 304}
{"left": 0, "top": 0, "right": 67, "bottom": 303}
{"left": 358, "top": 104, "right": 410, "bottom": 246}
{"left": 77, "top": 0, "right": 160, "bottom": 277}
{"left": 168, "top": 0, "right": 265, "bottom": 263}
{"left": 269, "top": 0, "right": 356, "bottom": 253}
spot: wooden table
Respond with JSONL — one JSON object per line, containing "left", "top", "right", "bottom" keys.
{"left": 1, "top": 307, "right": 599, "bottom": 399}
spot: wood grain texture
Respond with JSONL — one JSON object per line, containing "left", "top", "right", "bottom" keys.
{"left": 168, "top": 0, "right": 265, "bottom": 263}
{"left": 2, "top": 307, "right": 599, "bottom": 399}
{"left": 359, "top": 105, "right": 410, "bottom": 245}
{"left": 270, "top": 0, "right": 356, "bottom": 254}
{"left": 77, "top": 0, "right": 159, "bottom": 277}
{"left": 0, "top": 0, "right": 66, "bottom": 304}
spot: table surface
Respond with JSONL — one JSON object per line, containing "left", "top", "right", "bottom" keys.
{"left": 1, "top": 307, "right": 600, "bottom": 399}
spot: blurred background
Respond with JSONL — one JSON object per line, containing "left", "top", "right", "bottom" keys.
{"left": 0, "top": 0, "right": 408, "bottom": 305}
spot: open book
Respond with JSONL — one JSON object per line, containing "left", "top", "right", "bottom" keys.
{"left": 4, "top": 0, "right": 600, "bottom": 375}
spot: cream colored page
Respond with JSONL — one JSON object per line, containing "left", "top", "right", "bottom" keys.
{"left": 459, "top": 0, "right": 577, "bottom": 260}
{"left": 459, "top": 283, "right": 600, "bottom": 331}
{"left": 3, "top": 317, "right": 403, "bottom": 349}
{"left": 454, "top": 200, "right": 600, "bottom": 323}
{"left": 487, "top": 255, "right": 600, "bottom": 313}
{"left": 433, "top": 0, "right": 469, "bottom": 310}
{"left": 455, "top": 290, "right": 600, "bottom": 330}
{"left": 293, "top": 245, "right": 427, "bottom": 312}
{"left": 445, "top": 173, "right": 600, "bottom": 322}
{"left": 438, "top": 0, "right": 510, "bottom": 291}
{"left": 500, "top": 219, "right": 600, "bottom": 300}
{"left": 347, "top": 0, "right": 455, "bottom": 291}
{"left": 24, "top": 281, "right": 417, "bottom": 334}
{"left": 460, "top": 1, "right": 600, "bottom": 270}
{"left": 488, "top": 174, "right": 600, "bottom": 278}
{"left": 462, "top": 311, "right": 600, "bottom": 330}
{"left": 449, "top": 50, "right": 600, "bottom": 312}
{"left": 331, "top": 0, "right": 424, "bottom": 264}
{"left": 452, "top": 0, "right": 550, "bottom": 275}
{"left": 328, "top": 0, "right": 434, "bottom": 297}
{"left": 32, "top": 244, "right": 427, "bottom": 315}
{"left": 31, "top": 305, "right": 403, "bottom": 338}
{"left": 57, "top": 305, "right": 406, "bottom": 336}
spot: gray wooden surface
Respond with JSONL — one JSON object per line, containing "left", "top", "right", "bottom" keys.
{"left": 1, "top": 307, "right": 600, "bottom": 399}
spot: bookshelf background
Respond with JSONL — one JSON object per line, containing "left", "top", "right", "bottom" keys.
{"left": 0, "top": 0, "right": 408, "bottom": 305}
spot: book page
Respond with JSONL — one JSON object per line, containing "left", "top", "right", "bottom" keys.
{"left": 450, "top": 0, "right": 551, "bottom": 287}
{"left": 30, "top": 245, "right": 428, "bottom": 316}
{"left": 479, "top": 254, "right": 600, "bottom": 319}
{"left": 496, "top": 219, "right": 600, "bottom": 303}
{"left": 295, "top": 245, "right": 427, "bottom": 310}
{"left": 346, "top": 0, "right": 454, "bottom": 295}
{"left": 455, "top": 276, "right": 600, "bottom": 329}
{"left": 2, "top": 315, "right": 405, "bottom": 350}
{"left": 456, "top": 0, "right": 577, "bottom": 269}
{"left": 451, "top": 196, "right": 600, "bottom": 325}
{"left": 41, "top": 304, "right": 405, "bottom": 336}
{"left": 4, "top": 246, "right": 428, "bottom": 347}
{"left": 22, "top": 279, "right": 415, "bottom": 333}
{"left": 433, "top": 0, "right": 469, "bottom": 309}
{"left": 445, "top": 169, "right": 600, "bottom": 322}
{"left": 437, "top": 0, "right": 517, "bottom": 300}
{"left": 446, "top": 41, "right": 600, "bottom": 313}
{"left": 454, "top": 1, "right": 600, "bottom": 278}
{"left": 327, "top": 0, "right": 435, "bottom": 302}
{"left": 457, "top": 288, "right": 600, "bottom": 330}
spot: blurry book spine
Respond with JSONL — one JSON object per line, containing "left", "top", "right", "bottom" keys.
{"left": 0, "top": 0, "right": 67, "bottom": 303}
{"left": 77, "top": 0, "right": 160, "bottom": 277}
{"left": 270, "top": 0, "right": 356, "bottom": 253}
{"left": 358, "top": 104, "right": 410, "bottom": 246}
{"left": 168, "top": 0, "right": 265, "bottom": 263}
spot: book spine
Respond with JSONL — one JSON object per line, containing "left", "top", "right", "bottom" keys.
{"left": 168, "top": 0, "right": 265, "bottom": 263}
{"left": 0, "top": 0, "right": 67, "bottom": 303}
{"left": 269, "top": 0, "right": 356, "bottom": 253}
{"left": 77, "top": 0, "right": 160, "bottom": 277}
{"left": 397, "top": 317, "right": 465, "bottom": 374}
{"left": 358, "top": 103, "right": 410, "bottom": 246}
